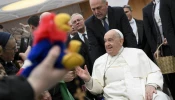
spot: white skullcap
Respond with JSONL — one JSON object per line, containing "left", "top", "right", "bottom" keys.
{"left": 111, "top": 29, "right": 124, "bottom": 39}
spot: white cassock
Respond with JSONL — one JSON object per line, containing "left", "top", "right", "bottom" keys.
{"left": 85, "top": 47, "right": 170, "bottom": 100}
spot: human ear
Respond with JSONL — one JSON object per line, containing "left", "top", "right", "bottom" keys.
{"left": 119, "top": 38, "right": 124, "bottom": 46}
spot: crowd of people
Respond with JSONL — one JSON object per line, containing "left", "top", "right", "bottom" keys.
{"left": 0, "top": 0, "right": 175, "bottom": 100}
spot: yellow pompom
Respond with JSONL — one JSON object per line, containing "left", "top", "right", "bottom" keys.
{"left": 68, "top": 40, "right": 82, "bottom": 53}
{"left": 54, "top": 13, "right": 71, "bottom": 32}
{"left": 62, "top": 53, "right": 84, "bottom": 70}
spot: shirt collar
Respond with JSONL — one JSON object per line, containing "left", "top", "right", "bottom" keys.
{"left": 153, "top": 0, "right": 160, "bottom": 4}
{"left": 78, "top": 31, "right": 87, "bottom": 37}
{"left": 129, "top": 18, "right": 135, "bottom": 24}
{"left": 69, "top": 34, "right": 74, "bottom": 38}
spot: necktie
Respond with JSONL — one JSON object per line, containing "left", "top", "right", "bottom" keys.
{"left": 82, "top": 34, "right": 89, "bottom": 46}
{"left": 102, "top": 17, "right": 109, "bottom": 32}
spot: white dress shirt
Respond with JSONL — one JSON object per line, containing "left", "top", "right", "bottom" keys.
{"left": 129, "top": 18, "right": 138, "bottom": 44}
{"left": 69, "top": 34, "right": 74, "bottom": 39}
{"left": 154, "top": 0, "right": 164, "bottom": 41}
{"left": 78, "top": 31, "right": 88, "bottom": 42}
{"left": 101, "top": 15, "right": 109, "bottom": 26}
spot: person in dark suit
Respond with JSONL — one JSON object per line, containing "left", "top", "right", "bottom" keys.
{"left": 123, "top": 5, "right": 153, "bottom": 60}
{"left": 143, "top": 0, "right": 175, "bottom": 99}
{"left": 85, "top": 0, "right": 137, "bottom": 63}
{"left": 66, "top": 21, "right": 78, "bottom": 47}
{"left": 70, "top": 13, "right": 93, "bottom": 75}
{"left": 70, "top": 13, "right": 96, "bottom": 100}
{"left": 160, "top": 0, "right": 175, "bottom": 98}
{"left": 160, "top": 0, "right": 175, "bottom": 56}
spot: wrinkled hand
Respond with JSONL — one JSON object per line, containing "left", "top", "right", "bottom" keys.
{"left": 75, "top": 65, "right": 91, "bottom": 82}
{"left": 145, "top": 85, "right": 157, "bottom": 100}
{"left": 19, "top": 46, "right": 31, "bottom": 61}
{"left": 63, "top": 71, "right": 76, "bottom": 82}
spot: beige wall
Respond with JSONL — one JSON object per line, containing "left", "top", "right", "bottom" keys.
{"left": 128, "top": 0, "right": 152, "bottom": 20}
{"left": 79, "top": 1, "right": 93, "bottom": 20}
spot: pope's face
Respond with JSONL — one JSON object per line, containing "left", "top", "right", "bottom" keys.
{"left": 71, "top": 15, "right": 85, "bottom": 31}
{"left": 104, "top": 30, "right": 123, "bottom": 56}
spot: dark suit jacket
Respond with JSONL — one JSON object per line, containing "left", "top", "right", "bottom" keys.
{"left": 135, "top": 19, "right": 153, "bottom": 60}
{"left": 71, "top": 34, "right": 93, "bottom": 74}
{"left": 143, "top": 2, "right": 172, "bottom": 57}
{"left": 85, "top": 6, "right": 137, "bottom": 63}
{"left": 143, "top": 2, "right": 160, "bottom": 54}
{"left": 160, "top": 0, "right": 175, "bottom": 56}
{"left": 135, "top": 19, "right": 147, "bottom": 49}
{"left": 65, "top": 35, "right": 71, "bottom": 47}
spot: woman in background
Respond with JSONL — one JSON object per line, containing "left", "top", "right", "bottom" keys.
{"left": 0, "top": 32, "right": 19, "bottom": 75}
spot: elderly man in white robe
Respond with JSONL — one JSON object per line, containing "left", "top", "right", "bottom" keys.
{"left": 76, "top": 29, "right": 170, "bottom": 100}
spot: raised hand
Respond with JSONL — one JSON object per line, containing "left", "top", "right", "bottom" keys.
{"left": 75, "top": 65, "right": 91, "bottom": 82}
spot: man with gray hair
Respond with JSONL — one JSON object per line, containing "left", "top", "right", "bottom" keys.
{"left": 76, "top": 29, "right": 170, "bottom": 100}
{"left": 71, "top": 13, "right": 93, "bottom": 75}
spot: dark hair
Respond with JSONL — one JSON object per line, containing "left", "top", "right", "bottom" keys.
{"left": 123, "top": 5, "right": 132, "bottom": 11}
{"left": 0, "top": 25, "right": 3, "bottom": 29}
{"left": 27, "top": 15, "right": 39, "bottom": 27}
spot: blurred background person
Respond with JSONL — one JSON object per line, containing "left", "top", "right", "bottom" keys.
{"left": 143, "top": 0, "right": 174, "bottom": 99}
{"left": 123, "top": 5, "right": 153, "bottom": 60}
{"left": 0, "top": 32, "right": 19, "bottom": 75}
{"left": 160, "top": 0, "right": 175, "bottom": 99}
{"left": 66, "top": 20, "right": 78, "bottom": 47}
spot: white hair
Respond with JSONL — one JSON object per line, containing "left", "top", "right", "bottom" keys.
{"left": 111, "top": 29, "right": 124, "bottom": 39}
{"left": 70, "top": 13, "right": 84, "bottom": 22}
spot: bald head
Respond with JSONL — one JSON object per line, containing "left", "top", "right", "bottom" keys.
{"left": 40, "top": 12, "right": 51, "bottom": 20}
{"left": 104, "top": 29, "right": 124, "bottom": 56}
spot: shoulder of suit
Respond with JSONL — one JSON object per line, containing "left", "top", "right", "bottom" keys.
{"left": 143, "top": 2, "right": 153, "bottom": 10}
{"left": 85, "top": 15, "right": 95, "bottom": 25}
{"left": 109, "top": 6, "right": 124, "bottom": 13}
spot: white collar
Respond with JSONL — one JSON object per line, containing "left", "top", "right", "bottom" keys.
{"left": 153, "top": 0, "right": 160, "bottom": 4}
{"left": 78, "top": 31, "right": 87, "bottom": 36}
{"left": 129, "top": 18, "right": 135, "bottom": 24}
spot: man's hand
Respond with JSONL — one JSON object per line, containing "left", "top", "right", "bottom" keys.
{"left": 75, "top": 65, "right": 91, "bottom": 82}
{"left": 154, "top": 50, "right": 160, "bottom": 59}
{"left": 145, "top": 85, "right": 157, "bottom": 100}
{"left": 63, "top": 71, "right": 76, "bottom": 82}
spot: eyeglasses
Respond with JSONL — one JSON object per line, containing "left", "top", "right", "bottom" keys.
{"left": 72, "top": 18, "right": 83, "bottom": 25}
